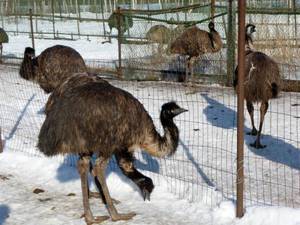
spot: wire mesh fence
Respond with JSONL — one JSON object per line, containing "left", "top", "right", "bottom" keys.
{"left": 0, "top": 63, "right": 299, "bottom": 208}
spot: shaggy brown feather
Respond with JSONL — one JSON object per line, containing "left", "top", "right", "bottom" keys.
{"left": 38, "top": 73, "right": 186, "bottom": 223}
{"left": 170, "top": 23, "right": 222, "bottom": 57}
{"left": 19, "top": 45, "right": 87, "bottom": 93}
{"left": 239, "top": 51, "right": 281, "bottom": 103}
{"left": 39, "top": 73, "right": 184, "bottom": 158}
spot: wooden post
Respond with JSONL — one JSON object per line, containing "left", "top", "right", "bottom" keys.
{"left": 226, "top": 0, "right": 235, "bottom": 86}
{"left": 29, "top": 8, "right": 35, "bottom": 49}
{"left": 100, "top": 0, "right": 106, "bottom": 38}
{"left": 236, "top": 0, "right": 246, "bottom": 218}
{"left": 211, "top": 0, "right": 215, "bottom": 21}
{"left": 51, "top": 0, "right": 56, "bottom": 39}
{"left": 117, "top": 7, "right": 122, "bottom": 78}
{"left": 292, "top": 0, "right": 297, "bottom": 45}
{"left": 75, "top": 0, "right": 81, "bottom": 37}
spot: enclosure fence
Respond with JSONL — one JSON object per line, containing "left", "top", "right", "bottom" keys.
{"left": 0, "top": 63, "right": 299, "bottom": 209}
{"left": 0, "top": 0, "right": 300, "bottom": 214}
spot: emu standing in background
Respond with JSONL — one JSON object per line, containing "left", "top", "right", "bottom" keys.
{"left": 38, "top": 73, "right": 187, "bottom": 224}
{"left": 0, "top": 28, "right": 9, "bottom": 63}
{"left": 170, "top": 21, "right": 223, "bottom": 81}
{"left": 234, "top": 24, "right": 281, "bottom": 148}
{"left": 19, "top": 45, "right": 87, "bottom": 93}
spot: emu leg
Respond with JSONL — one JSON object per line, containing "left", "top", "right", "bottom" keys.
{"left": 251, "top": 101, "right": 269, "bottom": 149}
{"left": 89, "top": 161, "right": 120, "bottom": 204}
{"left": 94, "top": 156, "right": 136, "bottom": 221}
{"left": 77, "top": 155, "right": 109, "bottom": 224}
{"left": 115, "top": 151, "right": 154, "bottom": 201}
{"left": 0, "top": 43, "right": 2, "bottom": 63}
{"left": 246, "top": 101, "right": 258, "bottom": 136}
{"left": 184, "top": 57, "right": 190, "bottom": 82}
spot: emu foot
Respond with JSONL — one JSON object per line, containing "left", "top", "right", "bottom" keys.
{"left": 250, "top": 140, "right": 266, "bottom": 149}
{"left": 111, "top": 212, "right": 136, "bottom": 221}
{"left": 83, "top": 214, "right": 109, "bottom": 225}
{"left": 247, "top": 128, "right": 258, "bottom": 136}
{"left": 136, "top": 178, "right": 154, "bottom": 201}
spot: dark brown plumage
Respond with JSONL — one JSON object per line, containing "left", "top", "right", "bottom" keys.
{"left": 38, "top": 73, "right": 187, "bottom": 223}
{"left": 170, "top": 22, "right": 223, "bottom": 81}
{"left": 234, "top": 24, "right": 281, "bottom": 148}
{"left": 45, "top": 73, "right": 155, "bottom": 202}
{"left": 19, "top": 45, "right": 87, "bottom": 93}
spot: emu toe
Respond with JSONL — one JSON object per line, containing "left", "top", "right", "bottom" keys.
{"left": 111, "top": 212, "right": 136, "bottom": 221}
{"left": 250, "top": 141, "right": 266, "bottom": 149}
{"left": 83, "top": 215, "right": 109, "bottom": 225}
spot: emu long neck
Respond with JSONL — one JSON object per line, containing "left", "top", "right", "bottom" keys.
{"left": 245, "top": 34, "right": 254, "bottom": 51}
{"left": 142, "top": 116, "right": 179, "bottom": 158}
{"left": 19, "top": 58, "right": 36, "bottom": 81}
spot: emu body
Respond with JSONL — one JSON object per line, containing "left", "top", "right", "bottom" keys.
{"left": 19, "top": 45, "right": 87, "bottom": 93}
{"left": 234, "top": 24, "right": 281, "bottom": 148}
{"left": 38, "top": 73, "right": 186, "bottom": 224}
{"left": 170, "top": 22, "right": 222, "bottom": 81}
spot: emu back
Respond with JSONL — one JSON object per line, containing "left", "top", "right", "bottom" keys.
{"left": 235, "top": 51, "right": 281, "bottom": 103}
{"left": 38, "top": 74, "right": 156, "bottom": 158}
{"left": 36, "top": 45, "right": 87, "bottom": 93}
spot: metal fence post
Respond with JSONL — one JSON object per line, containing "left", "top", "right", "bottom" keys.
{"left": 29, "top": 8, "right": 35, "bottom": 49}
{"left": 0, "top": 127, "right": 3, "bottom": 153}
{"left": 236, "top": 0, "right": 246, "bottom": 218}
{"left": 117, "top": 6, "right": 122, "bottom": 78}
{"left": 226, "top": 0, "right": 235, "bottom": 86}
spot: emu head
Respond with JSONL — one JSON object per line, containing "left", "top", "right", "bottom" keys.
{"left": 160, "top": 101, "right": 187, "bottom": 122}
{"left": 246, "top": 24, "right": 256, "bottom": 39}
{"left": 208, "top": 21, "right": 215, "bottom": 31}
{"left": 19, "top": 47, "right": 37, "bottom": 80}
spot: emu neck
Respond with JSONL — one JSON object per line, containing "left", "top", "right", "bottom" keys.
{"left": 246, "top": 34, "right": 254, "bottom": 51}
{"left": 20, "top": 58, "right": 36, "bottom": 80}
{"left": 159, "top": 114, "right": 179, "bottom": 156}
{"left": 142, "top": 114, "right": 179, "bottom": 158}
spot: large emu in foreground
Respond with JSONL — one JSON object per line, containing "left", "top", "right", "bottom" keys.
{"left": 234, "top": 24, "right": 281, "bottom": 148}
{"left": 19, "top": 45, "right": 87, "bottom": 93}
{"left": 38, "top": 73, "right": 187, "bottom": 224}
{"left": 45, "top": 73, "right": 155, "bottom": 201}
{"left": 170, "top": 21, "right": 222, "bottom": 81}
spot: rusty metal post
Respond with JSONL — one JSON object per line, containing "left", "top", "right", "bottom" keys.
{"left": 236, "top": 0, "right": 246, "bottom": 218}
{"left": 226, "top": 0, "right": 235, "bottom": 86}
{"left": 29, "top": 8, "right": 35, "bottom": 49}
{"left": 117, "top": 7, "right": 122, "bottom": 78}
{"left": 211, "top": 0, "right": 216, "bottom": 21}
{"left": 0, "top": 127, "right": 3, "bottom": 153}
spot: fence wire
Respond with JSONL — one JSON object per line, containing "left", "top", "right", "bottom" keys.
{"left": 0, "top": 64, "right": 299, "bottom": 208}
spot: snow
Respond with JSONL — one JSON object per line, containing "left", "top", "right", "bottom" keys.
{"left": 0, "top": 10, "right": 300, "bottom": 225}
{"left": 1, "top": 151, "right": 300, "bottom": 225}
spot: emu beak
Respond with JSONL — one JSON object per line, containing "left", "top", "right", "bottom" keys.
{"left": 173, "top": 107, "right": 188, "bottom": 116}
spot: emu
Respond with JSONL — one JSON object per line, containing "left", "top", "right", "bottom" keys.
{"left": 146, "top": 24, "right": 171, "bottom": 44}
{"left": 170, "top": 21, "right": 222, "bottom": 81}
{"left": 38, "top": 73, "right": 187, "bottom": 224}
{"left": 19, "top": 45, "right": 87, "bottom": 93}
{"left": 45, "top": 73, "right": 155, "bottom": 201}
{"left": 234, "top": 24, "right": 281, "bottom": 148}
{"left": 20, "top": 45, "right": 155, "bottom": 202}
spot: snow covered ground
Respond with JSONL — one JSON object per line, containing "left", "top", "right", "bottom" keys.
{"left": 0, "top": 64, "right": 300, "bottom": 224}
{"left": 0, "top": 10, "right": 300, "bottom": 225}
{"left": 1, "top": 150, "right": 300, "bottom": 225}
